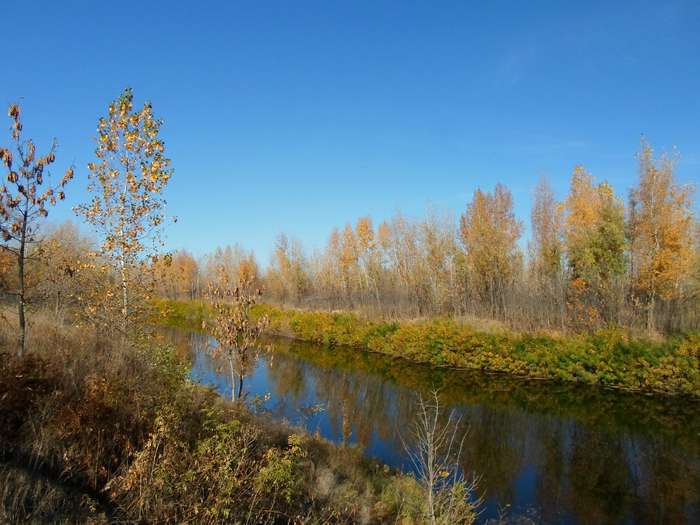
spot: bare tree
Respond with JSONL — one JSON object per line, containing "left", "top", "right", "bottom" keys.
{"left": 402, "top": 391, "right": 480, "bottom": 525}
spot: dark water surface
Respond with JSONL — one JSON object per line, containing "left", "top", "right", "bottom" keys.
{"left": 164, "top": 328, "right": 700, "bottom": 524}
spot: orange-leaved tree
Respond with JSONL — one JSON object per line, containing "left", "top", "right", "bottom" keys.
{"left": 0, "top": 103, "right": 74, "bottom": 355}
{"left": 563, "top": 166, "right": 625, "bottom": 330}
{"left": 154, "top": 249, "right": 199, "bottom": 299}
{"left": 459, "top": 183, "right": 522, "bottom": 319}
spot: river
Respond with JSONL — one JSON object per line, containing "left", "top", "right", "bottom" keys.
{"left": 164, "top": 328, "right": 700, "bottom": 524}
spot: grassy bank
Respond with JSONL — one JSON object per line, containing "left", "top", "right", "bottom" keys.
{"left": 156, "top": 299, "right": 700, "bottom": 397}
{"left": 0, "top": 316, "right": 463, "bottom": 524}
{"left": 264, "top": 336, "right": 700, "bottom": 451}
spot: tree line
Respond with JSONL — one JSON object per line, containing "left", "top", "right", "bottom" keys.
{"left": 159, "top": 141, "right": 698, "bottom": 335}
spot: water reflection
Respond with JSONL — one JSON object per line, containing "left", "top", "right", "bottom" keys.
{"left": 165, "top": 328, "right": 700, "bottom": 524}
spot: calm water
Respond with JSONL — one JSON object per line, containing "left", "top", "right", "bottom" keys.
{"left": 164, "top": 328, "right": 700, "bottom": 524}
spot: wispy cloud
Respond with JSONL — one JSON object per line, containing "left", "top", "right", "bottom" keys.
{"left": 512, "top": 135, "right": 590, "bottom": 156}
{"left": 494, "top": 42, "right": 538, "bottom": 85}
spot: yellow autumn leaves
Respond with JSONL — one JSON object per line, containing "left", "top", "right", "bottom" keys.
{"left": 73, "top": 88, "right": 174, "bottom": 336}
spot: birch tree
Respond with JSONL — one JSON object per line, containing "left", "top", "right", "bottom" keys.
{"left": 629, "top": 140, "right": 695, "bottom": 332}
{"left": 530, "top": 177, "right": 564, "bottom": 327}
{"left": 75, "top": 88, "right": 172, "bottom": 334}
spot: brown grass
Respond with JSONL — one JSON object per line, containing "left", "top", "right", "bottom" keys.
{"left": 0, "top": 308, "right": 438, "bottom": 524}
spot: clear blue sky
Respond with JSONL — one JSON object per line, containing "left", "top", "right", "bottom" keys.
{"left": 3, "top": 1, "right": 699, "bottom": 263}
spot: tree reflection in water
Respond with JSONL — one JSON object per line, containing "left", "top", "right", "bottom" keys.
{"left": 163, "top": 327, "right": 700, "bottom": 524}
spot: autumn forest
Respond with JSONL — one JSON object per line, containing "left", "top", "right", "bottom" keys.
{"left": 155, "top": 142, "right": 699, "bottom": 336}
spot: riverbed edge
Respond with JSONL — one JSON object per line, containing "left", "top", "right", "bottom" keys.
{"left": 154, "top": 299, "right": 700, "bottom": 398}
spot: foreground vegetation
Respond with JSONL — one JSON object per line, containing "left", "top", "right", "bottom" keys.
{"left": 158, "top": 299, "right": 700, "bottom": 397}
{"left": 0, "top": 314, "right": 472, "bottom": 524}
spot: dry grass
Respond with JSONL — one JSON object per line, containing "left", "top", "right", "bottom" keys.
{"left": 0, "top": 308, "right": 439, "bottom": 524}
{"left": 0, "top": 305, "right": 87, "bottom": 356}
{"left": 0, "top": 464, "right": 109, "bottom": 524}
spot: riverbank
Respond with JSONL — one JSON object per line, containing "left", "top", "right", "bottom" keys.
{"left": 165, "top": 325, "right": 700, "bottom": 524}
{"left": 0, "top": 317, "right": 462, "bottom": 524}
{"left": 156, "top": 299, "right": 700, "bottom": 397}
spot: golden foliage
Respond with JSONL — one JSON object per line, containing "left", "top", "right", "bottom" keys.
{"left": 459, "top": 184, "right": 523, "bottom": 316}
{"left": 74, "top": 88, "right": 173, "bottom": 335}
{"left": 563, "top": 167, "right": 626, "bottom": 329}
{"left": 630, "top": 140, "right": 695, "bottom": 330}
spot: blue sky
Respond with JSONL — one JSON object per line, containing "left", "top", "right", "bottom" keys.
{"left": 3, "top": 1, "right": 699, "bottom": 263}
